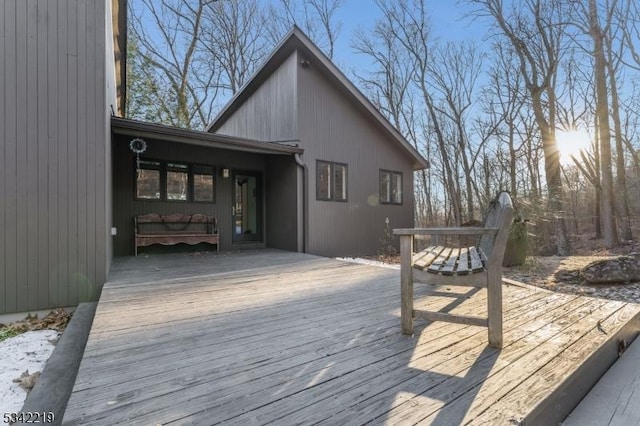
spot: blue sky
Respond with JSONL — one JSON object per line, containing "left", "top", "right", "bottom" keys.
{"left": 328, "top": 1, "right": 485, "bottom": 75}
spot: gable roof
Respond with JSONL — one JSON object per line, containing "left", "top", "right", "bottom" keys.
{"left": 207, "top": 26, "right": 428, "bottom": 170}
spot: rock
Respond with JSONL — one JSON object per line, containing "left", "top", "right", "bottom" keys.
{"left": 554, "top": 268, "right": 582, "bottom": 283}
{"left": 581, "top": 255, "right": 640, "bottom": 284}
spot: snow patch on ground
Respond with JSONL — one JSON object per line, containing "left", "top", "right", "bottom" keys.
{"left": 336, "top": 257, "right": 400, "bottom": 270}
{"left": 0, "top": 330, "right": 59, "bottom": 413}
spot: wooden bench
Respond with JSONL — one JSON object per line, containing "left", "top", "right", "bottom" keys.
{"left": 134, "top": 213, "right": 219, "bottom": 256}
{"left": 394, "top": 192, "right": 513, "bottom": 348}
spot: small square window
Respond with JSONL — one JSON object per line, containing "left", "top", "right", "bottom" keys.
{"left": 317, "top": 161, "right": 348, "bottom": 202}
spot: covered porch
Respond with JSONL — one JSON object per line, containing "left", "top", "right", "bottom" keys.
{"left": 111, "top": 117, "right": 304, "bottom": 257}
{"left": 63, "top": 250, "right": 640, "bottom": 424}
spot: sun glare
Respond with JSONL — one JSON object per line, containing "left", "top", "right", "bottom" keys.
{"left": 556, "top": 130, "right": 591, "bottom": 165}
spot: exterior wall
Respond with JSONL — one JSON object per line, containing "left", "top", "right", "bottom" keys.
{"left": 217, "top": 52, "right": 298, "bottom": 142}
{"left": 0, "top": 0, "right": 112, "bottom": 314}
{"left": 297, "top": 55, "right": 415, "bottom": 257}
{"left": 265, "top": 156, "right": 299, "bottom": 251}
{"left": 104, "top": 0, "right": 117, "bottom": 295}
{"left": 112, "top": 135, "right": 268, "bottom": 256}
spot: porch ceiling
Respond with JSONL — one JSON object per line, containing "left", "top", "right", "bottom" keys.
{"left": 112, "top": 117, "right": 303, "bottom": 155}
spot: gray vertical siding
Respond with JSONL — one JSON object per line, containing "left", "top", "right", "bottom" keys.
{"left": 297, "top": 54, "right": 415, "bottom": 257}
{"left": 212, "top": 47, "right": 418, "bottom": 258}
{"left": 265, "top": 156, "right": 299, "bottom": 251}
{"left": 0, "top": 0, "right": 112, "bottom": 314}
{"left": 217, "top": 52, "right": 298, "bottom": 142}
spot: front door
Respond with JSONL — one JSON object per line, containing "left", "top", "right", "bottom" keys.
{"left": 232, "top": 172, "right": 262, "bottom": 242}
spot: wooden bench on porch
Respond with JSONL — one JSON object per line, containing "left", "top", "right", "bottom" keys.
{"left": 394, "top": 192, "right": 513, "bottom": 348}
{"left": 134, "top": 213, "right": 219, "bottom": 256}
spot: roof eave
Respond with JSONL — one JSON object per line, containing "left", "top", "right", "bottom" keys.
{"left": 112, "top": 117, "right": 303, "bottom": 155}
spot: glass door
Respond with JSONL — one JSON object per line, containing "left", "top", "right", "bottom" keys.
{"left": 232, "top": 172, "right": 262, "bottom": 242}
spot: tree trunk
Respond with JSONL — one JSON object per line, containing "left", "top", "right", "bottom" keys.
{"left": 531, "top": 90, "right": 570, "bottom": 255}
{"left": 606, "top": 41, "right": 633, "bottom": 240}
{"left": 590, "top": 0, "right": 619, "bottom": 248}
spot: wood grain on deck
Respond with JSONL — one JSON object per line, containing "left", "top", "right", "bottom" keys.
{"left": 63, "top": 250, "right": 640, "bottom": 425}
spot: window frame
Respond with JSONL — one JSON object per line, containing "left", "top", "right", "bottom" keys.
{"left": 379, "top": 169, "right": 403, "bottom": 205}
{"left": 316, "top": 160, "right": 348, "bottom": 202}
{"left": 134, "top": 158, "right": 216, "bottom": 203}
{"left": 135, "top": 159, "right": 162, "bottom": 201}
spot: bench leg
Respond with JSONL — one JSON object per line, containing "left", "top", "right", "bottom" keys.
{"left": 487, "top": 269, "right": 503, "bottom": 348}
{"left": 400, "top": 235, "right": 414, "bottom": 335}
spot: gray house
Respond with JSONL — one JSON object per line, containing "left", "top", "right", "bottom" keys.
{"left": 0, "top": 1, "right": 427, "bottom": 316}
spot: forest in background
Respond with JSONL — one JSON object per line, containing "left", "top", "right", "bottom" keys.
{"left": 126, "top": 0, "right": 640, "bottom": 256}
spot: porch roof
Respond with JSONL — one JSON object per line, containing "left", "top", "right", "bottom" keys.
{"left": 112, "top": 117, "right": 304, "bottom": 155}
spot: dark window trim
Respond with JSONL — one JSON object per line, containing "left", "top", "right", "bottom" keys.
{"left": 379, "top": 169, "right": 403, "bottom": 205}
{"left": 316, "top": 160, "right": 348, "bottom": 202}
{"left": 134, "top": 158, "right": 216, "bottom": 203}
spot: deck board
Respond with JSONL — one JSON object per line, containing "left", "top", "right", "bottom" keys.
{"left": 63, "top": 250, "right": 640, "bottom": 425}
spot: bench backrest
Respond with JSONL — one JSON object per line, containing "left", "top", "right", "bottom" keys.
{"left": 135, "top": 213, "right": 218, "bottom": 234}
{"left": 478, "top": 192, "right": 514, "bottom": 263}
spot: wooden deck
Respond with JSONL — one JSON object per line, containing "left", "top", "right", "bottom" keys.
{"left": 63, "top": 250, "right": 640, "bottom": 425}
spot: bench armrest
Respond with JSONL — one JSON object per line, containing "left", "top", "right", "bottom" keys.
{"left": 393, "top": 227, "right": 499, "bottom": 236}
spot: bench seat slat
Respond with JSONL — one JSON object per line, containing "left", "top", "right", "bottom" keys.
{"left": 469, "top": 246, "right": 486, "bottom": 272}
{"left": 457, "top": 247, "right": 470, "bottom": 275}
{"left": 440, "top": 247, "right": 460, "bottom": 275}
{"left": 427, "top": 247, "right": 452, "bottom": 274}
{"left": 412, "top": 246, "right": 486, "bottom": 276}
{"left": 413, "top": 246, "right": 445, "bottom": 270}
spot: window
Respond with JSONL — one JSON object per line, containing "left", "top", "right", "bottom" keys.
{"left": 333, "top": 164, "right": 347, "bottom": 201}
{"left": 135, "top": 159, "right": 216, "bottom": 203}
{"left": 380, "top": 170, "right": 402, "bottom": 204}
{"left": 167, "top": 163, "right": 189, "bottom": 201}
{"left": 317, "top": 161, "right": 332, "bottom": 200}
{"left": 193, "top": 165, "right": 215, "bottom": 202}
{"left": 136, "top": 160, "right": 161, "bottom": 200}
{"left": 317, "top": 160, "right": 348, "bottom": 201}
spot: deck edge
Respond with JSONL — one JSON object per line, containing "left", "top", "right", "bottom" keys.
{"left": 526, "top": 307, "right": 640, "bottom": 426}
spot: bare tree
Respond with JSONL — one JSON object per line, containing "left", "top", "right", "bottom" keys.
{"left": 129, "top": 0, "right": 217, "bottom": 129}
{"left": 200, "top": 0, "right": 269, "bottom": 95}
{"left": 590, "top": 0, "right": 619, "bottom": 247}
{"left": 569, "top": 0, "right": 620, "bottom": 247}
{"left": 429, "top": 41, "right": 486, "bottom": 221}
{"left": 603, "top": 1, "right": 633, "bottom": 240}
{"left": 128, "top": 0, "right": 343, "bottom": 129}
{"left": 469, "top": 0, "right": 571, "bottom": 255}
{"left": 267, "top": 0, "right": 343, "bottom": 59}
{"left": 482, "top": 42, "right": 528, "bottom": 198}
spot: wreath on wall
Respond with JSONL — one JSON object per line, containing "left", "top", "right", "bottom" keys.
{"left": 129, "top": 138, "right": 147, "bottom": 172}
